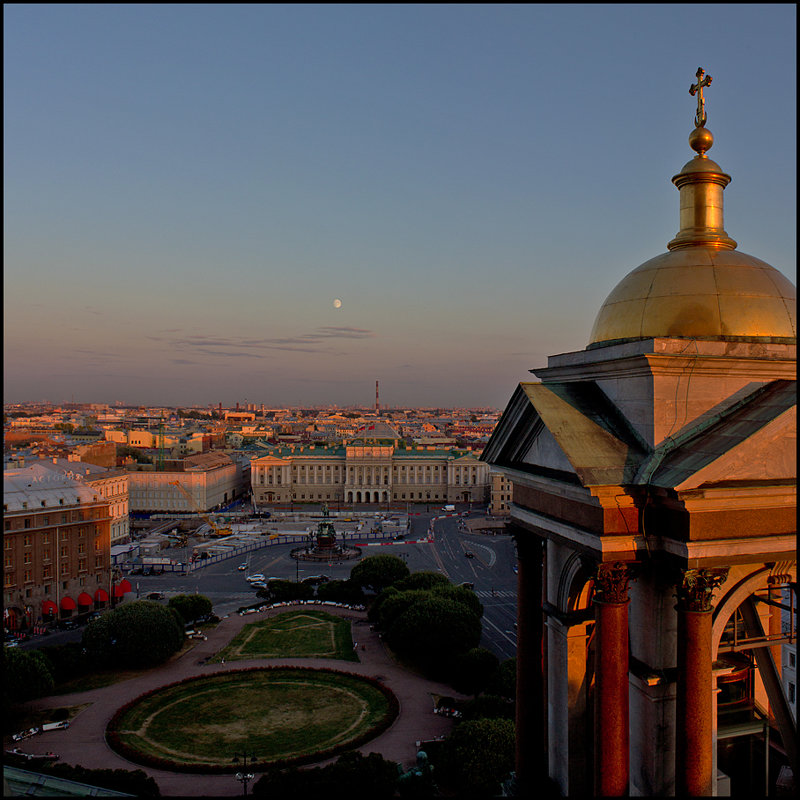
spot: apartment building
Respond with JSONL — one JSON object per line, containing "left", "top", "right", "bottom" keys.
{"left": 3, "top": 464, "right": 113, "bottom": 629}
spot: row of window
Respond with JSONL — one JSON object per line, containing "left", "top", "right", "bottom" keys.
{"left": 4, "top": 557, "right": 105, "bottom": 587}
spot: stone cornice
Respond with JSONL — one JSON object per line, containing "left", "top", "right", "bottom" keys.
{"left": 510, "top": 504, "right": 643, "bottom": 558}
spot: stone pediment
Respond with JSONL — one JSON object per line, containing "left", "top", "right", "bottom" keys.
{"left": 642, "top": 380, "right": 797, "bottom": 490}
{"left": 482, "top": 381, "right": 650, "bottom": 487}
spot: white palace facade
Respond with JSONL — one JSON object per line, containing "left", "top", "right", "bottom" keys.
{"left": 250, "top": 441, "right": 489, "bottom": 506}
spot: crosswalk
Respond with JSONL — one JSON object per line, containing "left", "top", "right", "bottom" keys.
{"left": 475, "top": 590, "right": 516, "bottom": 599}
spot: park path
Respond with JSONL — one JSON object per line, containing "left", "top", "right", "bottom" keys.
{"left": 9, "top": 604, "right": 467, "bottom": 797}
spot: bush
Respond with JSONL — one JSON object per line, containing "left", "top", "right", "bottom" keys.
{"left": 82, "top": 600, "right": 184, "bottom": 668}
{"left": 2, "top": 647, "right": 55, "bottom": 711}
{"left": 391, "top": 571, "right": 451, "bottom": 592}
{"left": 385, "top": 596, "right": 482, "bottom": 673}
{"left": 168, "top": 594, "right": 212, "bottom": 624}
{"left": 486, "top": 657, "right": 516, "bottom": 699}
{"left": 40, "top": 642, "right": 91, "bottom": 683}
{"left": 253, "top": 750, "right": 399, "bottom": 799}
{"left": 460, "top": 694, "right": 515, "bottom": 722}
{"left": 451, "top": 648, "right": 500, "bottom": 696}
{"left": 316, "top": 579, "right": 365, "bottom": 605}
{"left": 438, "top": 718, "right": 515, "bottom": 798}
{"left": 349, "top": 554, "right": 410, "bottom": 593}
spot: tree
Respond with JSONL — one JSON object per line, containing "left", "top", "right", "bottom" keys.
{"left": 391, "top": 571, "right": 451, "bottom": 592}
{"left": 82, "top": 600, "right": 184, "bottom": 668}
{"left": 370, "top": 589, "right": 435, "bottom": 631}
{"left": 168, "top": 594, "right": 212, "bottom": 625}
{"left": 438, "top": 718, "right": 515, "bottom": 798}
{"left": 2, "top": 647, "right": 55, "bottom": 712}
{"left": 349, "top": 554, "right": 410, "bottom": 593}
{"left": 253, "top": 751, "right": 398, "bottom": 799}
{"left": 486, "top": 657, "right": 516, "bottom": 699}
{"left": 385, "top": 596, "right": 482, "bottom": 671}
{"left": 40, "top": 642, "right": 90, "bottom": 683}
{"left": 316, "top": 579, "right": 365, "bottom": 605}
{"left": 460, "top": 694, "right": 515, "bottom": 722}
{"left": 451, "top": 648, "right": 500, "bottom": 696}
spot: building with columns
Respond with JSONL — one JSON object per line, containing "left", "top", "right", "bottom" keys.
{"left": 250, "top": 440, "right": 489, "bottom": 506}
{"left": 482, "top": 73, "right": 796, "bottom": 796}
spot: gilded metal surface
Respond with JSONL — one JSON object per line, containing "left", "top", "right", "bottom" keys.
{"left": 589, "top": 69, "right": 796, "bottom": 346}
{"left": 689, "top": 67, "right": 712, "bottom": 128}
{"left": 590, "top": 247, "right": 797, "bottom": 344}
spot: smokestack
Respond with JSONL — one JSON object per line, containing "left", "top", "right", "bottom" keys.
{"left": 376, "top": 380, "right": 380, "bottom": 415}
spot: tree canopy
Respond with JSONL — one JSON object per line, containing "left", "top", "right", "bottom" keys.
{"left": 82, "top": 600, "right": 184, "bottom": 668}
{"left": 385, "top": 596, "right": 482, "bottom": 670}
{"left": 167, "top": 594, "right": 213, "bottom": 624}
{"left": 253, "top": 751, "right": 399, "bottom": 799}
{"left": 2, "top": 647, "right": 55, "bottom": 713}
{"left": 438, "top": 718, "right": 515, "bottom": 798}
{"left": 450, "top": 648, "right": 500, "bottom": 696}
{"left": 349, "top": 554, "right": 410, "bottom": 593}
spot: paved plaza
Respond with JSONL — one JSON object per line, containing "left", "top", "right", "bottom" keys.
{"left": 10, "top": 604, "right": 468, "bottom": 797}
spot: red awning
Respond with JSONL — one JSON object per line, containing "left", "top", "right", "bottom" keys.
{"left": 112, "top": 583, "right": 125, "bottom": 597}
{"left": 118, "top": 578, "right": 133, "bottom": 594}
{"left": 42, "top": 600, "right": 58, "bottom": 616}
{"left": 60, "top": 596, "right": 77, "bottom": 610}
{"left": 77, "top": 592, "right": 93, "bottom": 607}
{"left": 94, "top": 588, "right": 109, "bottom": 602}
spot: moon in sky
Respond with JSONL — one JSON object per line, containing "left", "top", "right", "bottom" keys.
{"left": 333, "top": 298, "right": 342, "bottom": 309}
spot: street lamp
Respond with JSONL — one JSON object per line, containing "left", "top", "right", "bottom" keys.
{"left": 232, "top": 750, "right": 257, "bottom": 796}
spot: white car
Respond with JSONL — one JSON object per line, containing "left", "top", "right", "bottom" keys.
{"left": 246, "top": 573, "right": 265, "bottom": 582}
{"left": 237, "top": 563, "right": 248, "bottom": 571}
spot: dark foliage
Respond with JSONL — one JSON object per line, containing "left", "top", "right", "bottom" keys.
{"left": 82, "top": 600, "right": 184, "bottom": 669}
{"left": 167, "top": 594, "right": 212, "bottom": 624}
{"left": 450, "top": 647, "right": 500, "bottom": 696}
{"left": 349, "top": 554, "right": 410, "bottom": 593}
{"left": 253, "top": 751, "right": 399, "bottom": 799}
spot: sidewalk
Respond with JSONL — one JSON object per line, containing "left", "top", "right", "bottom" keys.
{"left": 11, "top": 604, "right": 467, "bottom": 797}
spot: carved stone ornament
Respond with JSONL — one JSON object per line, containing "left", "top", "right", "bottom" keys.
{"left": 593, "top": 561, "right": 633, "bottom": 604}
{"left": 676, "top": 568, "right": 729, "bottom": 612}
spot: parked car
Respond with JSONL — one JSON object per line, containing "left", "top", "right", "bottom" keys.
{"left": 246, "top": 574, "right": 265, "bottom": 583}
{"left": 87, "top": 612, "right": 103, "bottom": 622}
{"left": 58, "top": 619, "right": 79, "bottom": 631}
{"left": 147, "top": 592, "right": 164, "bottom": 600}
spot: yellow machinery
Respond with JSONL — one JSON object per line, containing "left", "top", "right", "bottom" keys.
{"left": 169, "top": 481, "right": 234, "bottom": 538}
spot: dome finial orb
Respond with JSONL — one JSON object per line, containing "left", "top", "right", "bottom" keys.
{"left": 689, "top": 125, "right": 714, "bottom": 155}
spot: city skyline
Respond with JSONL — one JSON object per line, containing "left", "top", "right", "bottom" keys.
{"left": 4, "top": 4, "right": 796, "bottom": 408}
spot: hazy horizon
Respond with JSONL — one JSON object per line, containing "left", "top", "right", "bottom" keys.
{"left": 5, "top": 5, "right": 796, "bottom": 408}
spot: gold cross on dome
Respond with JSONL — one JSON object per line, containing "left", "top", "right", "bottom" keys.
{"left": 689, "top": 67, "right": 712, "bottom": 127}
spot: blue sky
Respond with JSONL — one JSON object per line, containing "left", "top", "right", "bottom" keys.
{"left": 4, "top": 4, "right": 796, "bottom": 408}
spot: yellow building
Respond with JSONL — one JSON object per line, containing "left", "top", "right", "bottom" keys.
{"left": 250, "top": 442, "right": 489, "bottom": 506}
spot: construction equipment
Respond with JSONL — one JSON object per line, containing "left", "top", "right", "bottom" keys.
{"left": 169, "top": 481, "right": 234, "bottom": 538}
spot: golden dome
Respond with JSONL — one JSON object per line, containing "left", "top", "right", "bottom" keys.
{"left": 589, "top": 246, "right": 797, "bottom": 346}
{"left": 590, "top": 79, "right": 796, "bottom": 348}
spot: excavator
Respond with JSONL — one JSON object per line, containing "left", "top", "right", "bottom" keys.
{"left": 169, "top": 481, "right": 234, "bottom": 538}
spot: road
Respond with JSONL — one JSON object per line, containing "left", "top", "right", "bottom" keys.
{"left": 20, "top": 511, "right": 519, "bottom": 661}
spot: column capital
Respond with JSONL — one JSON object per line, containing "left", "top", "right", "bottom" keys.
{"left": 675, "top": 568, "right": 729, "bottom": 612}
{"left": 593, "top": 561, "right": 634, "bottom": 604}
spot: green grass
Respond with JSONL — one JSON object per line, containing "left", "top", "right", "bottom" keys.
{"left": 212, "top": 610, "right": 358, "bottom": 663}
{"left": 112, "top": 669, "right": 390, "bottom": 766}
